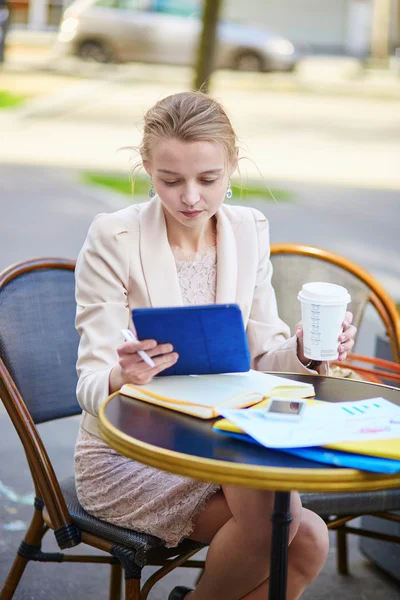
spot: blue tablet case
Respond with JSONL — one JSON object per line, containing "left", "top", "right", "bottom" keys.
{"left": 132, "top": 304, "right": 251, "bottom": 376}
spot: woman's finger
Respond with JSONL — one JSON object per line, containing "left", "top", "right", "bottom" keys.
{"left": 339, "top": 325, "right": 357, "bottom": 343}
{"left": 295, "top": 323, "right": 303, "bottom": 338}
{"left": 117, "top": 339, "right": 157, "bottom": 356}
{"left": 146, "top": 343, "right": 174, "bottom": 358}
{"left": 122, "top": 352, "right": 179, "bottom": 384}
{"left": 121, "top": 350, "right": 178, "bottom": 371}
{"left": 149, "top": 356, "right": 180, "bottom": 378}
{"left": 149, "top": 352, "right": 179, "bottom": 369}
{"left": 134, "top": 353, "right": 179, "bottom": 381}
{"left": 342, "top": 311, "right": 353, "bottom": 328}
{"left": 338, "top": 338, "right": 355, "bottom": 354}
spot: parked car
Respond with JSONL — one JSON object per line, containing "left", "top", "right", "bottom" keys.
{"left": 55, "top": 0, "right": 299, "bottom": 72}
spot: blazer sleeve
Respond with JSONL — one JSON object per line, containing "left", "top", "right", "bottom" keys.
{"left": 246, "top": 212, "right": 328, "bottom": 375}
{"left": 75, "top": 213, "right": 130, "bottom": 418}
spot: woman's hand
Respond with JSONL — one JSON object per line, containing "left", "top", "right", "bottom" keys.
{"left": 295, "top": 311, "right": 357, "bottom": 365}
{"left": 109, "top": 339, "right": 178, "bottom": 392}
{"left": 336, "top": 312, "right": 357, "bottom": 361}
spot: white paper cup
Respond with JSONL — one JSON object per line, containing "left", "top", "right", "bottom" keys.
{"left": 297, "top": 282, "right": 351, "bottom": 361}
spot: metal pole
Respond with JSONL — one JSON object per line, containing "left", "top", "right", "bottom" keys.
{"left": 268, "top": 492, "right": 292, "bottom": 600}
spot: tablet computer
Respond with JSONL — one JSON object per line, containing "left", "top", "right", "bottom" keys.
{"left": 132, "top": 303, "right": 250, "bottom": 376}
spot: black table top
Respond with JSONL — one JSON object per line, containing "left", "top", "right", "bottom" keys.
{"left": 100, "top": 373, "right": 400, "bottom": 492}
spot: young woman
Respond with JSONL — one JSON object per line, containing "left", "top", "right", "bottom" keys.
{"left": 74, "top": 91, "right": 357, "bottom": 600}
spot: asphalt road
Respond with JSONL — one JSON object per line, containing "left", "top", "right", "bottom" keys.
{"left": 1, "top": 165, "right": 399, "bottom": 292}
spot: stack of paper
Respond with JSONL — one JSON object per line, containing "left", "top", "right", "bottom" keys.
{"left": 219, "top": 398, "right": 400, "bottom": 448}
{"left": 214, "top": 397, "right": 400, "bottom": 473}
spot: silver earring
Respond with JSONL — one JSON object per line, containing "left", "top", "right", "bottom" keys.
{"left": 226, "top": 180, "right": 233, "bottom": 199}
{"left": 148, "top": 177, "right": 155, "bottom": 198}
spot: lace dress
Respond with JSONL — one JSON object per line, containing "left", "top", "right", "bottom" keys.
{"left": 74, "top": 246, "right": 220, "bottom": 547}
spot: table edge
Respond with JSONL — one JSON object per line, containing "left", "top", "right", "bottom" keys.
{"left": 99, "top": 387, "right": 400, "bottom": 493}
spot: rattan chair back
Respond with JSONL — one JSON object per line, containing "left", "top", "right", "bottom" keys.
{"left": 0, "top": 258, "right": 204, "bottom": 600}
{"left": 270, "top": 244, "right": 400, "bottom": 362}
{"left": 0, "top": 258, "right": 80, "bottom": 423}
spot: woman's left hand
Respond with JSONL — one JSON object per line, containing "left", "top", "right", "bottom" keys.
{"left": 296, "top": 311, "right": 357, "bottom": 364}
{"left": 336, "top": 311, "right": 357, "bottom": 361}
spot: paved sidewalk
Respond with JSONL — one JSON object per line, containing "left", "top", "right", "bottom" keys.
{"left": 1, "top": 77, "right": 399, "bottom": 191}
{"left": 1, "top": 408, "right": 400, "bottom": 600}
{"left": 0, "top": 165, "right": 399, "bottom": 600}
{"left": 3, "top": 29, "right": 400, "bottom": 100}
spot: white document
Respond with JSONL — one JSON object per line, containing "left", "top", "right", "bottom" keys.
{"left": 220, "top": 398, "right": 400, "bottom": 448}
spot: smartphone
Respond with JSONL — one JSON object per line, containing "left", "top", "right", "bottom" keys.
{"left": 264, "top": 398, "right": 307, "bottom": 422}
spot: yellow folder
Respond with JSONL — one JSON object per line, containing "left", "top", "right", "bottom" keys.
{"left": 120, "top": 370, "right": 315, "bottom": 419}
{"left": 213, "top": 399, "right": 400, "bottom": 460}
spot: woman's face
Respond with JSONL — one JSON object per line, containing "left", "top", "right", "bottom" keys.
{"left": 145, "top": 138, "right": 234, "bottom": 230}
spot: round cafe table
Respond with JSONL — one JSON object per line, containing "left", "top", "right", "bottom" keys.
{"left": 99, "top": 373, "right": 400, "bottom": 600}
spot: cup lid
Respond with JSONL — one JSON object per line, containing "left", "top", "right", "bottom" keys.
{"left": 297, "top": 282, "right": 351, "bottom": 305}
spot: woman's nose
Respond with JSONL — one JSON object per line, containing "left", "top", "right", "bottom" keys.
{"left": 182, "top": 186, "right": 201, "bottom": 206}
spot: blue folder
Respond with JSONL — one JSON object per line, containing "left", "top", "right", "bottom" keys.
{"left": 132, "top": 304, "right": 251, "bottom": 376}
{"left": 216, "top": 430, "right": 400, "bottom": 474}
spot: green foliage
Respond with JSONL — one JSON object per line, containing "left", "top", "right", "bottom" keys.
{"left": 231, "top": 182, "right": 293, "bottom": 202}
{"left": 0, "top": 91, "right": 26, "bottom": 109}
{"left": 81, "top": 172, "right": 294, "bottom": 203}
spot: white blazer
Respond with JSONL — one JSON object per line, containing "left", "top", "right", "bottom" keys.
{"left": 75, "top": 198, "right": 324, "bottom": 437}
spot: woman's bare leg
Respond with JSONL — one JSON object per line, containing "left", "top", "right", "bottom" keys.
{"left": 239, "top": 508, "right": 329, "bottom": 599}
{"left": 188, "top": 485, "right": 303, "bottom": 600}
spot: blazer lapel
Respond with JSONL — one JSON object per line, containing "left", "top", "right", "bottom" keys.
{"left": 215, "top": 207, "right": 238, "bottom": 304}
{"left": 139, "top": 200, "right": 238, "bottom": 307}
{"left": 139, "top": 197, "right": 183, "bottom": 307}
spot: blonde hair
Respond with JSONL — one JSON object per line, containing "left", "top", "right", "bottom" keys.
{"left": 138, "top": 91, "right": 238, "bottom": 168}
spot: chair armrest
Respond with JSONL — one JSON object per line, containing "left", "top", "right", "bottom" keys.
{"left": 331, "top": 354, "right": 400, "bottom": 384}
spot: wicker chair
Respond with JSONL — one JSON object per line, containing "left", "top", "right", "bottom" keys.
{"left": 270, "top": 243, "right": 400, "bottom": 574}
{"left": 270, "top": 243, "right": 400, "bottom": 379}
{"left": 0, "top": 258, "right": 205, "bottom": 600}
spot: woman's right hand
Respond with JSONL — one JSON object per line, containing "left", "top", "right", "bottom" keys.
{"left": 109, "top": 339, "right": 179, "bottom": 392}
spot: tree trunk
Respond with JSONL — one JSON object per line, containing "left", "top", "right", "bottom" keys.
{"left": 370, "top": 0, "right": 391, "bottom": 61}
{"left": 193, "top": 0, "right": 223, "bottom": 93}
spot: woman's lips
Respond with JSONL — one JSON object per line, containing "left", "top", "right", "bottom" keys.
{"left": 180, "top": 210, "right": 203, "bottom": 218}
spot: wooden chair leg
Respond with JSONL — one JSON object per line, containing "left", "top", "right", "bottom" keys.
{"left": 125, "top": 578, "right": 141, "bottom": 600}
{"left": 0, "top": 506, "right": 46, "bottom": 600}
{"left": 336, "top": 528, "right": 349, "bottom": 575}
{"left": 109, "top": 563, "right": 123, "bottom": 600}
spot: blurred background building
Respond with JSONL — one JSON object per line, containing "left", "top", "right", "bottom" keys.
{"left": 7, "top": 0, "right": 400, "bottom": 58}
{"left": 226, "top": 0, "right": 399, "bottom": 57}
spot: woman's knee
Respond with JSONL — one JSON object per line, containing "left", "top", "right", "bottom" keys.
{"left": 222, "top": 487, "right": 303, "bottom": 552}
{"left": 290, "top": 508, "right": 330, "bottom": 581}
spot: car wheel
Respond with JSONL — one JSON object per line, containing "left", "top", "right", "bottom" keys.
{"left": 78, "top": 41, "right": 113, "bottom": 63}
{"left": 234, "top": 51, "right": 264, "bottom": 72}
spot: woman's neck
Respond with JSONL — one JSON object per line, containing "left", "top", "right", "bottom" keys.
{"left": 165, "top": 214, "right": 217, "bottom": 255}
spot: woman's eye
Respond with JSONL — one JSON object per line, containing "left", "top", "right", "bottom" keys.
{"left": 201, "top": 179, "right": 217, "bottom": 185}
{"left": 163, "top": 180, "right": 180, "bottom": 186}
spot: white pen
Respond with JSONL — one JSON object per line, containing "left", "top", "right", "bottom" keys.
{"left": 120, "top": 329, "right": 156, "bottom": 368}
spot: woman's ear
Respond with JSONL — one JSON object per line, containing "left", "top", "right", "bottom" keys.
{"left": 143, "top": 160, "right": 152, "bottom": 177}
{"left": 230, "top": 148, "right": 239, "bottom": 176}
